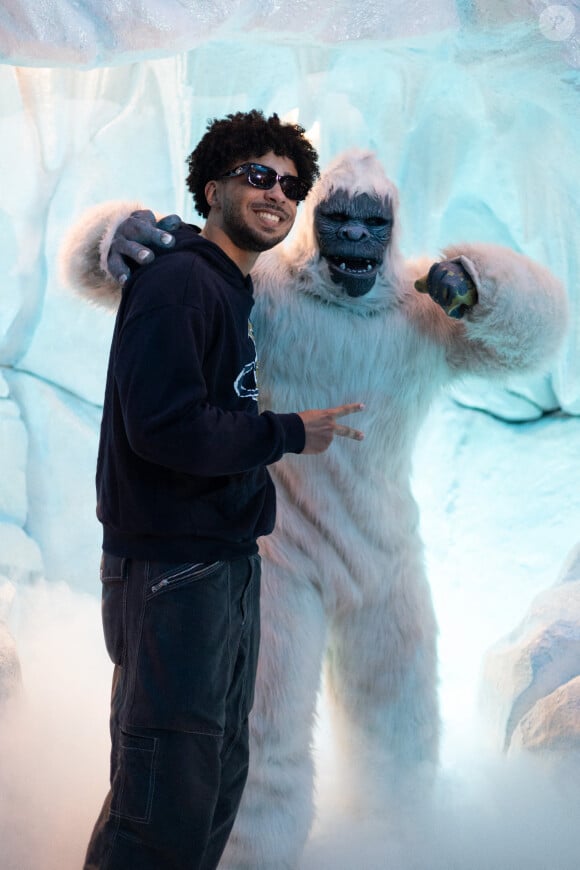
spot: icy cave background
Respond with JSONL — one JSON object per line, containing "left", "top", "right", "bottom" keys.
{"left": 1, "top": 2, "right": 580, "bottom": 868}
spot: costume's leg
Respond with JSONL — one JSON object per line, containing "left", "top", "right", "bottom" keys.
{"left": 324, "top": 552, "right": 439, "bottom": 815}
{"left": 219, "top": 552, "right": 327, "bottom": 870}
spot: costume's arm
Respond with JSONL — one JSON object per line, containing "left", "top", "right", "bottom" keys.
{"left": 60, "top": 202, "right": 179, "bottom": 309}
{"left": 415, "top": 242, "right": 568, "bottom": 377}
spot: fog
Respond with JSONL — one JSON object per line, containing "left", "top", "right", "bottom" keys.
{"left": 2, "top": 397, "right": 580, "bottom": 868}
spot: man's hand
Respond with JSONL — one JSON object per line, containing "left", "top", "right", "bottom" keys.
{"left": 414, "top": 259, "right": 478, "bottom": 319}
{"left": 298, "top": 403, "right": 365, "bottom": 454}
{"left": 108, "top": 211, "right": 182, "bottom": 285}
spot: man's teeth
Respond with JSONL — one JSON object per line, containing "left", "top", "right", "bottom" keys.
{"left": 257, "top": 211, "right": 281, "bottom": 223}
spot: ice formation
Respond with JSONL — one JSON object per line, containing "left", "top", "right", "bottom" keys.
{"left": 0, "top": 3, "right": 579, "bottom": 867}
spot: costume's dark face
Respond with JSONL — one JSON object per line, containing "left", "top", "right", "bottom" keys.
{"left": 314, "top": 190, "right": 393, "bottom": 297}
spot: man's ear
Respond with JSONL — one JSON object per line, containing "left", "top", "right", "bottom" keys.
{"left": 204, "top": 180, "right": 220, "bottom": 210}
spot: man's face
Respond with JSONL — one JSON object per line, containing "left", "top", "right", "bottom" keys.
{"left": 216, "top": 151, "right": 299, "bottom": 253}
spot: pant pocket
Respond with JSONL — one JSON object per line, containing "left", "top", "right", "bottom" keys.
{"left": 147, "top": 560, "right": 224, "bottom": 597}
{"left": 110, "top": 729, "right": 157, "bottom": 823}
{"left": 101, "top": 553, "right": 127, "bottom": 666}
{"left": 130, "top": 560, "right": 231, "bottom": 733}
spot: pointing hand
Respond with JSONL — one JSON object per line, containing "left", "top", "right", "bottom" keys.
{"left": 298, "top": 403, "right": 365, "bottom": 455}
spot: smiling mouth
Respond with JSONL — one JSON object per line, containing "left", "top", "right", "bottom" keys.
{"left": 255, "top": 209, "right": 283, "bottom": 225}
{"left": 327, "top": 256, "right": 380, "bottom": 276}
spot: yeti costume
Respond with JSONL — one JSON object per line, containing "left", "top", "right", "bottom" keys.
{"left": 63, "top": 149, "right": 568, "bottom": 869}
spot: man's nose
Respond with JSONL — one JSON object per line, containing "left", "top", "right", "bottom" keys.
{"left": 264, "top": 182, "right": 286, "bottom": 202}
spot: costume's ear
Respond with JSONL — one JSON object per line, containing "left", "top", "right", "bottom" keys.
{"left": 205, "top": 180, "right": 220, "bottom": 210}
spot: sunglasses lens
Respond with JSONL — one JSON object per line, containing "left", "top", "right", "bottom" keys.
{"left": 247, "top": 164, "right": 277, "bottom": 189}
{"left": 278, "top": 177, "right": 309, "bottom": 201}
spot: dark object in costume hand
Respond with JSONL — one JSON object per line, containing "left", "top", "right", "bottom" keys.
{"left": 415, "top": 259, "right": 478, "bottom": 319}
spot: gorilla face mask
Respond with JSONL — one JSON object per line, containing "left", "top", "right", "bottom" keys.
{"left": 314, "top": 191, "right": 393, "bottom": 297}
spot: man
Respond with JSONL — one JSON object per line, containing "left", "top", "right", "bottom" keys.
{"left": 84, "top": 109, "right": 364, "bottom": 870}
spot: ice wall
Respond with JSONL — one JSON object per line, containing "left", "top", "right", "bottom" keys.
{"left": 0, "top": 7, "right": 579, "bottom": 600}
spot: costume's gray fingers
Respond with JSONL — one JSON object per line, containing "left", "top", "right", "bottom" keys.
{"left": 331, "top": 402, "right": 365, "bottom": 419}
{"left": 157, "top": 214, "right": 181, "bottom": 233}
{"left": 119, "top": 212, "right": 162, "bottom": 245}
{"left": 130, "top": 209, "right": 157, "bottom": 224}
{"left": 334, "top": 424, "right": 364, "bottom": 441}
{"left": 113, "top": 238, "right": 154, "bottom": 264}
{"left": 153, "top": 227, "right": 176, "bottom": 247}
{"left": 119, "top": 215, "right": 175, "bottom": 248}
{"left": 107, "top": 251, "right": 131, "bottom": 284}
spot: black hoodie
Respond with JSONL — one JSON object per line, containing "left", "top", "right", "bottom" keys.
{"left": 96, "top": 225, "right": 305, "bottom": 562}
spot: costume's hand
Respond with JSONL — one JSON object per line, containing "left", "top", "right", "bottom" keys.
{"left": 298, "top": 403, "right": 365, "bottom": 455}
{"left": 108, "top": 210, "right": 181, "bottom": 285}
{"left": 415, "top": 259, "right": 478, "bottom": 319}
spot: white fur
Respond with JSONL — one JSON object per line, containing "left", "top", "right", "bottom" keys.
{"left": 63, "top": 150, "right": 569, "bottom": 869}
{"left": 59, "top": 200, "right": 144, "bottom": 309}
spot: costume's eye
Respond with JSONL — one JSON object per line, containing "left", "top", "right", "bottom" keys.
{"left": 365, "top": 217, "right": 390, "bottom": 227}
{"left": 324, "top": 212, "right": 351, "bottom": 222}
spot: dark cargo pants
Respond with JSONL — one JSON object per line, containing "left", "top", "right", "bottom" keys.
{"left": 84, "top": 552, "right": 261, "bottom": 870}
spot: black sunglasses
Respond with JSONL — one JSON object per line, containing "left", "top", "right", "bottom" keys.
{"left": 221, "top": 162, "right": 310, "bottom": 202}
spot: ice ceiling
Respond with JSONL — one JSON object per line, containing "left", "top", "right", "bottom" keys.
{"left": 0, "top": 0, "right": 579, "bottom": 66}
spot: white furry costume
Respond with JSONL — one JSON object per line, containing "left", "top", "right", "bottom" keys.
{"left": 62, "top": 149, "right": 568, "bottom": 869}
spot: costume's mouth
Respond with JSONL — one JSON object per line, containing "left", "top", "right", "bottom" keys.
{"left": 324, "top": 255, "right": 381, "bottom": 297}
{"left": 327, "top": 255, "right": 380, "bottom": 276}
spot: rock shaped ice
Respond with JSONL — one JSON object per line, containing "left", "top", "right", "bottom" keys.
{"left": 481, "top": 543, "right": 580, "bottom": 756}
{"left": 0, "top": 582, "right": 22, "bottom": 705}
{"left": 510, "top": 675, "right": 580, "bottom": 753}
{"left": 0, "top": 622, "right": 21, "bottom": 703}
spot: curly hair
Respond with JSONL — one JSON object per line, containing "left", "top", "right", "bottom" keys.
{"left": 185, "top": 110, "right": 320, "bottom": 218}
